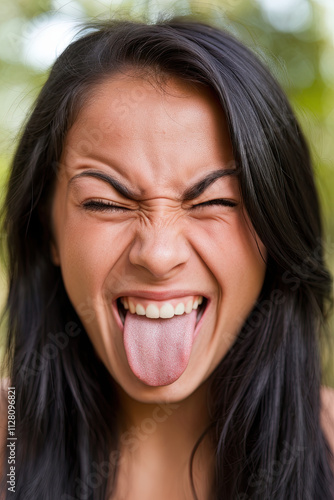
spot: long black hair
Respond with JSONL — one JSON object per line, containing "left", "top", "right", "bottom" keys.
{"left": 1, "top": 18, "right": 333, "bottom": 499}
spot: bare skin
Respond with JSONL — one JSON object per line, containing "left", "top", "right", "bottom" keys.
{"left": 110, "top": 380, "right": 215, "bottom": 499}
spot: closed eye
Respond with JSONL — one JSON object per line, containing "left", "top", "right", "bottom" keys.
{"left": 81, "top": 200, "right": 130, "bottom": 212}
{"left": 81, "top": 198, "right": 237, "bottom": 213}
{"left": 193, "top": 198, "right": 238, "bottom": 209}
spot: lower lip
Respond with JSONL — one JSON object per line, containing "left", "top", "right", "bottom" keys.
{"left": 112, "top": 298, "right": 209, "bottom": 343}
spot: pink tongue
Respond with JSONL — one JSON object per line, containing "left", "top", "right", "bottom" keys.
{"left": 123, "top": 310, "right": 197, "bottom": 386}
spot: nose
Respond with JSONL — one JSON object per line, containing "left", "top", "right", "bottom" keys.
{"left": 128, "top": 221, "right": 191, "bottom": 279}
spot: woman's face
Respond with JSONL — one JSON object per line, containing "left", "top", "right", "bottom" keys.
{"left": 51, "top": 74, "right": 266, "bottom": 403}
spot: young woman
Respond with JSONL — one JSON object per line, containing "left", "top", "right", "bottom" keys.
{"left": 1, "top": 18, "right": 334, "bottom": 499}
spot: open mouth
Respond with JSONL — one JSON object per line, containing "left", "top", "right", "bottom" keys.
{"left": 116, "top": 295, "right": 208, "bottom": 326}
{"left": 118, "top": 294, "right": 209, "bottom": 386}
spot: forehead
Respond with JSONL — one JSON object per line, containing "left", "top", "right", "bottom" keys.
{"left": 62, "top": 73, "right": 234, "bottom": 194}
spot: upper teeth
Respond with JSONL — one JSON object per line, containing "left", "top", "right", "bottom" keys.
{"left": 120, "top": 296, "right": 203, "bottom": 319}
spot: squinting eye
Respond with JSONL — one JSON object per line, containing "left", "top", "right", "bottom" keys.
{"left": 193, "top": 198, "right": 238, "bottom": 209}
{"left": 81, "top": 200, "right": 130, "bottom": 212}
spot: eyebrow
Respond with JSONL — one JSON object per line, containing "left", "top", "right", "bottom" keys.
{"left": 69, "top": 165, "right": 240, "bottom": 201}
{"left": 183, "top": 166, "right": 239, "bottom": 201}
{"left": 69, "top": 171, "right": 140, "bottom": 199}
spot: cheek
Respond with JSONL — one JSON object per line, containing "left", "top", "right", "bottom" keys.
{"left": 53, "top": 214, "right": 130, "bottom": 363}
{"left": 55, "top": 212, "right": 132, "bottom": 305}
{"left": 197, "top": 217, "right": 266, "bottom": 366}
{"left": 191, "top": 214, "right": 265, "bottom": 280}
{"left": 188, "top": 214, "right": 266, "bottom": 319}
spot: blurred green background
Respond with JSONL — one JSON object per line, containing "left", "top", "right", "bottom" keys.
{"left": 0, "top": 0, "right": 333, "bottom": 384}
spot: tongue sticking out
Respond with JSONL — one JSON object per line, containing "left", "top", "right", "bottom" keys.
{"left": 123, "top": 309, "right": 197, "bottom": 386}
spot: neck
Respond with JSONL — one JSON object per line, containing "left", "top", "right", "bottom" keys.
{"left": 113, "top": 379, "right": 215, "bottom": 499}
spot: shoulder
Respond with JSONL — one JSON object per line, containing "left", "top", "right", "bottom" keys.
{"left": 321, "top": 385, "right": 334, "bottom": 454}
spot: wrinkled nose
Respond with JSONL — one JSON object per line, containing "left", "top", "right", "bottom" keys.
{"left": 128, "top": 223, "right": 190, "bottom": 280}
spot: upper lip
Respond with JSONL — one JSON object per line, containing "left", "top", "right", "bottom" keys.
{"left": 114, "top": 290, "right": 208, "bottom": 301}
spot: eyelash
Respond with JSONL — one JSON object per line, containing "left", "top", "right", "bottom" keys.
{"left": 81, "top": 198, "right": 237, "bottom": 212}
{"left": 194, "top": 199, "right": 237, "bottom": 208}
{"left": 81, "top": 200, "right": 129, "bottom": 212}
